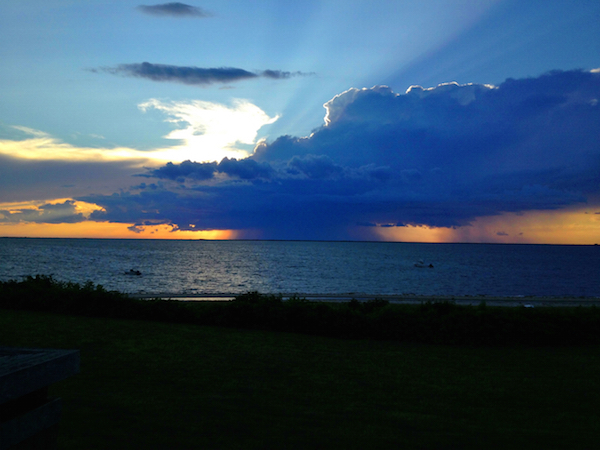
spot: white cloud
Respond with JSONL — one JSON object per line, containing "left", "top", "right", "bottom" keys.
{"left": 405, "top": 82, "right": 496, "bottom": 105}
{"left": 138, "top": 99, "right": 279, "bottom": 162}
{"left": 0, "top": 127, "right": 153, "bottom": 164}
{"left": 323, "top": 86, "right": 395, "bottom": 126}
{"left": 1, "top": 98, "right": 279, "bottom": 166}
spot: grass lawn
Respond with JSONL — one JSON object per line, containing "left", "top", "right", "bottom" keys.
{"left": 1, "top": 308, "right": 599, "bottom": 449}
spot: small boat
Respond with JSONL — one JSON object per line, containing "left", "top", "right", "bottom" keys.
{"left": 125, "top": 269, "right": 142, "bottom": 276}
{"left": 414, "top": 260, "right": 434, "bottom": 268}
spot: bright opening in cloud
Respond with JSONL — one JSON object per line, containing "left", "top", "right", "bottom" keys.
{"left": 138, "top": 99, "right": 279, "bottom": 163}
{"left": 1, "top": 97, "right": 279, "bottom": 167}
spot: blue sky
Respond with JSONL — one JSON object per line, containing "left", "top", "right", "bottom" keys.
{"left": 1, "top": 1, "right": 599, "bottom": 242}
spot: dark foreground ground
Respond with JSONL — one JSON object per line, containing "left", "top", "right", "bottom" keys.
{"left": 1, "top": 277, "right": 600, "bottom": 448}
{"left": 1, "top": 308, "right": 600, "bottom": 449}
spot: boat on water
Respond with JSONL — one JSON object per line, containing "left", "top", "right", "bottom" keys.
{"left": 414, "top": 260, "right": 434, "bottom": 268}
{"left": 125, "top": 269, "right": 142, "bottom": 276}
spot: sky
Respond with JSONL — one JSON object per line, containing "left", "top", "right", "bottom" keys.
{"left": 1, "top": 0, "right": 599, "bottom": 243}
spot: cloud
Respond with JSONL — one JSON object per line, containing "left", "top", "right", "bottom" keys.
{"left": 0, "top": 154, "right": 149, "bottom": 204}
{"left": 286, "top": 155, "right": 344, "bottom": 179}
{"left": 0, "top": 128, "right": 161, "bottom": 203}
{"left": 260, "top": 70, "right": 315, "bottom": 80}
{"left": 137, "top": 3, "right": 212, "bottom": 18}
{"left": 138, "top": 98, "right": 278, "bottom": 162}
{"left": 0, "top": 200, "right": 86, "bottom": 224}
{"left": 0, "top": 127, "right": 154, "bottom": 163}
{"left": 149, "top": 160, "right": 218, "bottom": 181}
{"left": 105, "top": 63, "right": 256, "bottom": 85}
{"left": 35, "top": 69, "right": 600, "bottom": 240}
{"left": 0, "top": 96, "right": 276, "bottom": 201}
{"left": 147, "top": 157, "right": 274, "bottom": 181}
{"left": 96, "top": 62, "right": 313, "bottom": 86}
{"left": 217, "top": 157, "right": 275, "bottom": 180}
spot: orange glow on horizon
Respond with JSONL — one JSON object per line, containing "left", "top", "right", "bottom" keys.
{"left": 1, "top": 205, "right": 599, "bottom": 244}
{"left": 363, "top": 208, "right": 600, "bottom": 245}
{"left": 0, "top": 221, "right": 237, "bottom": 240}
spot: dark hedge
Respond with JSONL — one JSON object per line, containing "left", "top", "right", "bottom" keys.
{"left": 1, "top": 275, "right": 599, "bottom": 346}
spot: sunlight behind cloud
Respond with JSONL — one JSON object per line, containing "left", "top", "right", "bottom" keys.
{"left": 2, "top": 96, "right": 279, "bottom": 167}
{"left": 139, "top": 99, "right": 279, "bottom": 163}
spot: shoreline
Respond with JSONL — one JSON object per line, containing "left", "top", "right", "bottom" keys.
{"left": 130, "top": 293, "right": 600, "bottom": 307}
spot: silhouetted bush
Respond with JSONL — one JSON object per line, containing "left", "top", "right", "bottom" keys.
{"left": 2, "top": 276, "right": 600, "bottom": 345}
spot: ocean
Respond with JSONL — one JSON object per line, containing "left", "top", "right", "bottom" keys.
{"left": 0, "top": 238, "right": 598, "bottom": 299}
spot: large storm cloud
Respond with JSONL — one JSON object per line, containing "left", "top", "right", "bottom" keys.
{"left": 80, "top": 69, "right": 600, "bottom": 240}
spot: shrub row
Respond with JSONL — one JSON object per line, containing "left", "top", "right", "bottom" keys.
{"left": 1, "top": 275, "right": 599, "bottom": 346}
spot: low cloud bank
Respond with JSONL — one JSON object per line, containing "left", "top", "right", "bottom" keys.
{"left": 0, "top": 200, "right": 85, "bottom": 224}
{"left": 77, "top": 69, "right": 600, "bottom": 239}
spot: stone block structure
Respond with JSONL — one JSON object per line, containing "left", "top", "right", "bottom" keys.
{"left": 0, "top": 348, "right": 80, "bottom": 450}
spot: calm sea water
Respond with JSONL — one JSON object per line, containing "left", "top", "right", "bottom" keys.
{"left": 0, "top": 238, "right": 598, "bottom": 298}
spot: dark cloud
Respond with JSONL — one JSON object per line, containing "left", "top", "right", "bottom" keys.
{"left": 97, "top": 62, "right": 313, "bottom": 86}
{"left": 217, "top": 157, "right": 275, "bottom": 180}
{"left": 261, "top": 70, "right": 315, "bottom": 79}
{"left": 0, "top": 155, "right": 144, "bottom": 203}
{"left": 79, "top": 69, "right": 600, "bottom": 240}
{"left": 137, "top": 3, "right": 212, "bottom": 18}
{"left": 0, "top": 200, "right": 85, "bottom": 224}
{"left": 102, "top": 63, "right": 257, "bottom": 85}
{"left": 146, "top": 158, "right": 274, "bottom": 181}
{"left": 286, "top": 155, "right": 344, "bottom": 179}
{"left": 148, "top": 160, "right": 218, "bottom": 182}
